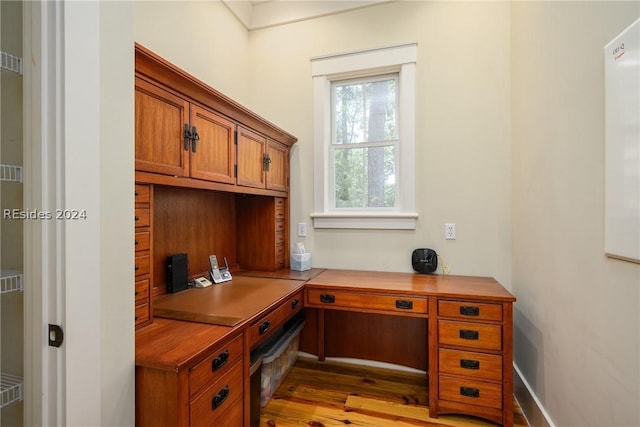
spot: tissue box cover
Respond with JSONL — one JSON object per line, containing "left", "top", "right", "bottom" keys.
{"left": 290, "top": 253, "right": 311, "bottom": 271}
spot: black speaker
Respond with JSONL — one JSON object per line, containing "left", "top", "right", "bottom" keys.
{"left": 412, "top": 248, "right": 438, "bottom": 274}
{"left": 167, "top": 253, "right": 188, "bottom": 293}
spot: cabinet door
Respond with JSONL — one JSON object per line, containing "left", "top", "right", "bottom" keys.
{"left": 190, "top": 105, "right": 236, "bottom": 184}
{"left": 266, "top": 139, "right": 289, "bottom": 192}
{"left": 135, "top": 77, "right": 190, "bottom": 176}
{"left": 237, "top": 126, "right": 266, "bottom": 189}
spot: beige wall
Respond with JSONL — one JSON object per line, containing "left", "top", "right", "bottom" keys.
{"left": 134, "top": 1, "right": 251, "bottom": 106}
{"left": 248, "top": 1, "right": 513, "bottom": 287}
{"left": 512, "top": 2, "right": 640, "bottom": 426}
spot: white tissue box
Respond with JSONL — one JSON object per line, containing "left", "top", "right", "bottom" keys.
{"left": 290, "top": 253, "right": 311, "bottom": 271}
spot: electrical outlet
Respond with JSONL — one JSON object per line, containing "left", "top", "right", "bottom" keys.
{"left": 297, "top": 222, "right": 307, "bottom": 237}
{"left": 445, "top": 223, "right": 456, "bottom": 240}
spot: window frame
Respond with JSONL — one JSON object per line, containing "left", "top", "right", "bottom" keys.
{"left": 311, "top": 43, "right": 418, "bottom": 229}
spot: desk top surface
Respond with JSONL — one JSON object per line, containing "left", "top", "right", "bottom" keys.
{"left": 306, "top": 269, "right": 516, "bottom": 302}
{"left": 153, "top": 275, "right": 306, "bottom": 327}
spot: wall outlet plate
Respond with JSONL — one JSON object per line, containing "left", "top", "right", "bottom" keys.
{"left": 445, "top": 223, "right": 456, "bottom": 240}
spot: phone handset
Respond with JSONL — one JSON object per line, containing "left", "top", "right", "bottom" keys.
{"left": 210, "top": 255, "right": 232, "bottom": 283}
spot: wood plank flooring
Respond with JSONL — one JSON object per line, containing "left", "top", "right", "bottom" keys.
{"left": 260, "top": 357, "right": 528, "bottom": 427}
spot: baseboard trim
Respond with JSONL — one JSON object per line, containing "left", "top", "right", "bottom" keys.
{"left": 297, "top": 351, "right": 426, "bottom": 374}
{"left": 513, "top": 363, "right": 555, "bottom": 427}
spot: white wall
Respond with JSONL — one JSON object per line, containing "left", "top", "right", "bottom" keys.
{"left": 512, "top": 2, "right": 640, "bottom": 426}
{"left": 99, "top": 2, "right": 135, "bottom": 426}
{"left": 248, "top": 1, "right": 513, "bottom": 287}
{"left": 134, "top": 0, "right": 251, "bottom": 106}
{"left": 62, "top": 1, "right": 135, "bottom": 425}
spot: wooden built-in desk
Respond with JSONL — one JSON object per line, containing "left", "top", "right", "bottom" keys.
{"left": 135, "top": 269, "right": 515, "bottom": 426}
{"left": 304, "top": 269, "right": 516, "bottom": 426}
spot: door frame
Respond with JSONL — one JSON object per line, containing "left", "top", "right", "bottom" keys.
{"left": 23, "top": 1, "right": 135, "bottom": 425}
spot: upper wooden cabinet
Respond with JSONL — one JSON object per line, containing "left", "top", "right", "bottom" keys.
{"left": 237, "top": 126, "right": 266, "bottom": 189}
{"left": 190, "top": 105, "right": 236, "bottom": 184}
{"left": 135, "top": 77, "right": 237, "bottom": 185}
{"left": 266, "top": 139, "right": 289, "bottom": 192}
{"left": 236, "top": 127, "right": 290, "bottom": 192}
{"left": 134, "top": 43, "right": 296, "bottom": 196}
{"left": 135, "top": 78, "right": 190, "bottom": 177}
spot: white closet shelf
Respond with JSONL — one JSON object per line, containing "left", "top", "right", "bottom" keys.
{"left": 0, "top": 50, "right": 22, "bottom": 75}
{"left": 0, "top": 164, "right": 22, "bottom": 183}
{"left": 0, "top": 270, "right": 23, "bottom": 294}
{"left": 0, "top": 373, "right": 23, "bottom": 408}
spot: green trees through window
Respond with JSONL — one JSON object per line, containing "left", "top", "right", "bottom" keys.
{"left": 331, "top": 75, "right": 399, "bottom": 209}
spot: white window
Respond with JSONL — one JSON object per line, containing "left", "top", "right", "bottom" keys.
{"left": 311, "top": 43, "right": 418, "bottom": 229}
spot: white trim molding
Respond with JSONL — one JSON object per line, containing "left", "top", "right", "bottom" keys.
{"left": 311, "top": 43, "right": 418, "bottom": 230}
{"left": 513, "top": 363, "right": 555, "bottom": 427}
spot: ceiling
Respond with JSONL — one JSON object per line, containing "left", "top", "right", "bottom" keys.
{"left": 221, "top": 0, "right": 391, "bottom": 30}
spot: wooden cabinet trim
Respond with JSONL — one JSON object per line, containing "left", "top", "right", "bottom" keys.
{"left": 136, "top": 43, "right": 297, "bottom": 148}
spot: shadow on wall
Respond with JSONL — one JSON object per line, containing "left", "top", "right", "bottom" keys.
{"left": 513, "top": 305, "right": 550, "bottom": 426}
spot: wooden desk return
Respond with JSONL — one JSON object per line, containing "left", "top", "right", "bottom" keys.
{"left": 303, "top": 269, "right": 516, "bottom": 427}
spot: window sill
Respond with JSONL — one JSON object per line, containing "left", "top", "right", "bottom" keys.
{"left": 310, "top": 212, "right": 418, "bottom": 230}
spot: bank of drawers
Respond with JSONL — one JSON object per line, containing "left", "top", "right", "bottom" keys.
{"left": 437, "top": 299, "right": 504, "bottom": 411}
{"left": 274, "top": 197, "right": 285, "bottom": 269}
{"left": 189, "top": 335, "right": 244, "bottom": 426}
{"left": 134, "top": 184, "right": 152, "bottom": 328}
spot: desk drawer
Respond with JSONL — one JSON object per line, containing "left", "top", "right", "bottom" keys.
{"left": 439, "top": 375, "right": 502, "bottom": 410}
{"left": 439, "top": 300, "right": 502, "bottom": 322}
{"left": 134, "top": 303, "right": 150, "bottom": 326}
{"left": 134, "top": 208, "right": 150, "bottom": 228}
{"left": 438, "top": 320, "right": 502, "bottom": 351}
{"left": 249, "top": 291, "right": 303, "bottom": 348}
{"left": 134, "top": 231, "right": 150, "bottom": 252}
{"left": 190, "top": 360, "right": 243, "bottom": 426}
{"left": 307, "top": 289, "right": 428, "bottom": 315}
{"left": 190, "top": 334, "right": 244, "bottom": 397}
{"left": 135, "top": 279, "right": 150, "bottom": 303}
{"left": 439, "top": 348, "right": 502, "bottom": 381}
{"left": 135, "top": 184, "right": 150, "bottom": 204}
{"left": 134, "top": 254, "right": 150, "bottom": 277}
{"left": 274, "top": 197, "right": 285, "bottom": 220}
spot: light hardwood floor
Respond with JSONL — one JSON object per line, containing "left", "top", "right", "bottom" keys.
{"left": 260, "top": 357, "right": 528, "bottom": 427}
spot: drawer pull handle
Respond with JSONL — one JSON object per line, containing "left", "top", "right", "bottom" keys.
{"left": 135, "top": 265, "right": 139, "bottom": 271}
{"left": 134, "top": 190, "right": 139, "bottom": 196}
{"left": 459, "top": 329, "right": 479, "bottom": 340}
{"left": 211, "top": 385, "right": 229, "bottom": 410}
{"left": 460, "top": 306, "right": 480, "bottom": 316}
{"left": 135, "top": 291, "right": 139, "bottom": 296}
{"left": 291, "top": 298, "right": 300, "bottom": 309}
{"left": 395, "top": 300, "right": 413, "bottom": 310}
{"left": 259, "top": 320, "right": 271, "bottom": 335}
{"left": 135, "top": 240, "right": 139, "bottom": 245}
{"left": 460, "top": 359, "right": 480, "bottom": 370}
{"left": 212, "top": 350, "right": 229, "bottom": 371}
{"left": 460, "top": 386, "right": 480, "bottom": 398}
{"left": 134, "top": 215, "right": 139, "bottom": 221}
{"left": 320, "top": 294, "right": 335, "bottom": 304}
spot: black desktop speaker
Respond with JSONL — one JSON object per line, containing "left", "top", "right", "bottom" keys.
{"left": 166, "top": 253, "right": 188, "bottom": 293}
{"left": 412, "top": 248, "right": 438, "bottom": 274}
